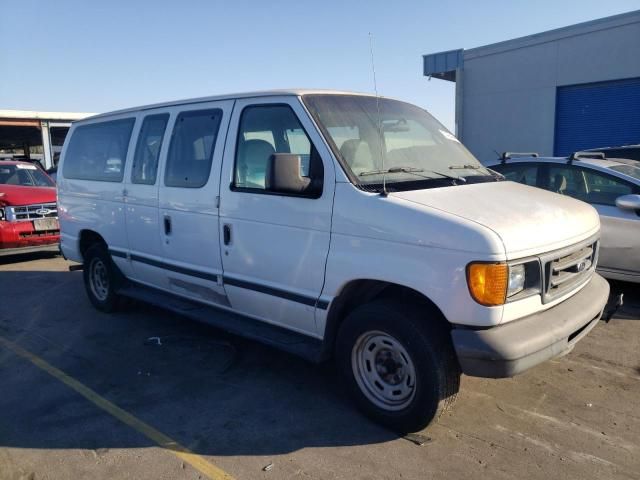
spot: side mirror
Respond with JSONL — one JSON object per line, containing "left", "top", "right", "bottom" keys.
{"left": 266, "top": 154, "right": 311, "bottom": 194}
{"left": 615, "top": 194, "right": 640, "bottom": 211}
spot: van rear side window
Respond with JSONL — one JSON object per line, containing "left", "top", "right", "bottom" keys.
{"left": 165, "top": 109, "right": 223, "bottom": 188}
{"left": 63, "top": 118, "right": 135, "bottom": 182}
{"left": 132, "top": 114, "right": 169, "bottom": 185}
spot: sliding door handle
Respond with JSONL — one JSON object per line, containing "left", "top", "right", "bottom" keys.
{"left": 223, "top": 224, "right": 232, "bottom": 245}
{"left": 164, "top": 215, "right": 172, "bottom": 235}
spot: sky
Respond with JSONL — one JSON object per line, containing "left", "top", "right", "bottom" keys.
{"left": 1, "top": 0, "right": 639, "bottom": 131}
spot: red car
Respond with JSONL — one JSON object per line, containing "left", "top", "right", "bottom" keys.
{"left": 0, "top": 160, "right": 60, "bottom": 256}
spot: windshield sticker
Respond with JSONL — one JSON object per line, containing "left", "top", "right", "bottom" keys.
{"left": 16, "top": 164, "right": 37, "bottom": 170}
{"left": 439, "top": 129, "right": 461, "bottom": 143}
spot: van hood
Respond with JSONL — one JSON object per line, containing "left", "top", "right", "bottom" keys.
{"left": 391, "top": 181, "right": 600, "bottom": 258}
{"left": 0, "top": 185, "right": 57, "bottom": 206}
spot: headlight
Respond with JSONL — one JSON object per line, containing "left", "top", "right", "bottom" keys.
{"left": 467, "top": 262, "right": 508, "bottom": 306}
{"left": 467, "top": 261, "right": 538, "bottom": 306}
{"left": 507, "top": 264, "right": 526, "bottom": 297}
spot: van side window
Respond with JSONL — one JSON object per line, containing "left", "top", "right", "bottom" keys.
{"left": 234, "top": 105, "right": 323, "bottom": 197}
{"left": 165, "top": 109, "right": 223, "bottom": 188}
{"left": 63, "top": 118, "right": 135, "bottom": 182}
{"left": 132, "top": 114, "right": 169, "bottom": 185}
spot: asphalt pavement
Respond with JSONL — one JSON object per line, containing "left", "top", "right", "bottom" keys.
{"left": 1, "top": 253, "right": 639, "bottom": 480}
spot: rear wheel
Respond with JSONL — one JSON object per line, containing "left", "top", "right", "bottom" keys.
{"left": 336, "top": 299, "right": 460, "bottom": 433}
{"left": 83, "top": 244, "right": 123, "bottom": 312}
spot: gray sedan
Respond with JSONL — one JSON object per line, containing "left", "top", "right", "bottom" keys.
{"left": 490, "top": 155, "right": 640, "bottom": 283}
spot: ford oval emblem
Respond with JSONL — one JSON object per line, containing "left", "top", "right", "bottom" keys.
{"left": 35, "top": 208, "right": 51, "bottom": 216}
{"left": 576, "top": 261, "right": 587, "bottom": 272}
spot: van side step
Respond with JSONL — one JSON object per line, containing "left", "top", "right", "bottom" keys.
{"left": 116, "top": 282, "right": 325, "bottom": 363}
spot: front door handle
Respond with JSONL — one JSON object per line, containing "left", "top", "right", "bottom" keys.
{"left": 164, "top": 215, "right": 172, "bottom": 235}
{"left": 223, "top": 224, "right": 231, "bottom": 245}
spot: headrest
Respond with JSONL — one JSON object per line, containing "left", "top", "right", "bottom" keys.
{"left": 339, "top": 139, "right": 362, "bottom": 165}
{"left": 239, "top": 139, "right": 275, "bottom": 169}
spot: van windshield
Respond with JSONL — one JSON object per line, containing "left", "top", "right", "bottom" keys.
{"left": 303, "top": 94, "right": 496, "bottom": 191}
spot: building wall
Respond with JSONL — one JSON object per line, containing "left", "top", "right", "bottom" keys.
{"left": 460, "top": 18, "right": 640, "bottom": 163}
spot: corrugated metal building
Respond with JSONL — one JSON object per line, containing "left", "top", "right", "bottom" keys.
{"left": 423, "top": 10, "right": 640, "bottom": 163}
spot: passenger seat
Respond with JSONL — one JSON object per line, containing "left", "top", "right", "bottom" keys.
{"left": 237, "top": 139, "right": 275, "bottom": 188}
{"left": 339, "top": 139, "right": 372, "bottom": 175}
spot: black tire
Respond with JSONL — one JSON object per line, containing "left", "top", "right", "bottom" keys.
{"left": 336, "top": 299, "right": 461, "bottom": 433}
{"left": 83, "top": 243, "right": 123, "bottom": 312}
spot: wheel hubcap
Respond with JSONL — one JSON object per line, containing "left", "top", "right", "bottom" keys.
{"left": 89, "top": 258, "right": 109, "bottom": 301}
{"left": 352, "top": 331, "right": 416, "bottom": 411}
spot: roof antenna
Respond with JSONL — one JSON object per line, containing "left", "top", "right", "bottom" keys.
{"left": 369, "top": 32, "right": 387, "bottom": 197}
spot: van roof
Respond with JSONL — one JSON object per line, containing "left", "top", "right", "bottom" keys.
{"left": 82, "top": 89, "right": 379, "bottom": 122}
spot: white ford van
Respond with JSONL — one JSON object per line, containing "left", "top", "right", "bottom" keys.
{"left": 58, "top": 90, "right": 610, "bottom": 432}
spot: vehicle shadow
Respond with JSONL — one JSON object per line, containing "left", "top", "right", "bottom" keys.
{"left": 607, "top": 279, "right": 640, "bottom": 321}
{"left": 0, "top": 269, "right": 398, "bottom": 457}
{"left": 0, "top": 250, "right": 60, "bottom": 266}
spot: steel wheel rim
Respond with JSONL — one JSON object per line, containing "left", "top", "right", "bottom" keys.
{"left": 89, "top": 257, "right": 109, "bottom": 301}
{"left": 351, "top": 330, "right": 416, "bottom": 411}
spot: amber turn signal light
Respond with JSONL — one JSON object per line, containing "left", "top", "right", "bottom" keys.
{"left": 467, "top": 262, "right": 508, "bottom": 306}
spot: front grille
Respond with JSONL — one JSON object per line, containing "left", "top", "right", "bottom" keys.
{"left": 541, "top": 238, "right": 598, "bottom": 303}
{"left": 5, "top": 203, "right": 58, "bottom": 222}
{"left": 20, "top": 230, "right": 59, "bottom": 237}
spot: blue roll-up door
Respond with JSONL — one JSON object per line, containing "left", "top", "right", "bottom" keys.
{"left": 554, "top": 77, "right": 640, "bottom": 156}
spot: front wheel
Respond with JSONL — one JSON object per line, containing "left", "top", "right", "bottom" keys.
{"left": 83, "top": 244, "right": 123, "bottom": 312}
{"left": 336, "top": 300, "right": 460, "bottom": 433}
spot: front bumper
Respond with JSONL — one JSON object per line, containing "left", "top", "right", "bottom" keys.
{"left": 0, "top": 220, "right": 60, "bottom": 254}
{"left": 451, "top": 273, "right": 609, "bottom": 378}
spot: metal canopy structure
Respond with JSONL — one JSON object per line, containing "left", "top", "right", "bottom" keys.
{"left": 422, "top": 49, "right": 463, "bottom": 82}
{"left": 0, "top": 110, "right": 94, "bottom": 169}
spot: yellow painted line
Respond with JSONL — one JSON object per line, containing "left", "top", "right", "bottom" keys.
{"left": 0, "top": 336, "right": 235, "bottom": 480}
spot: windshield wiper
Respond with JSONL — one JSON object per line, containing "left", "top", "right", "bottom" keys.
{"left": 486, "top": 167, "right": 505, "bottom": 180}
{"left": 359, "top": 166, "right": 466, "bottom": 183}
{"left": 359, "top": 166, "right": 424, "bottom": 176}
{"left": 448, "top": 164, "right": 483, "bottom": 170}
{"left": 449, "top": 164, "right": 504, "bottom": 181}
